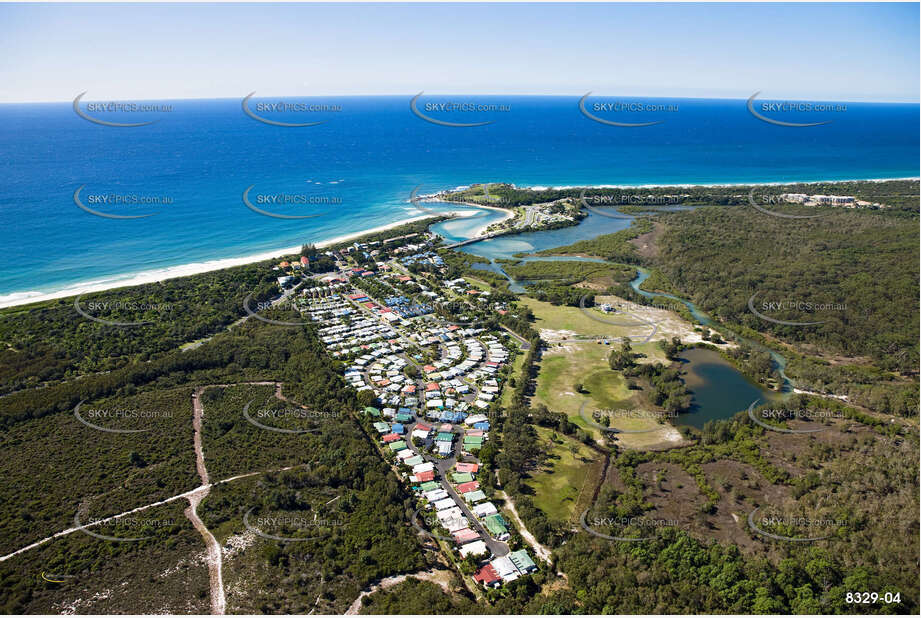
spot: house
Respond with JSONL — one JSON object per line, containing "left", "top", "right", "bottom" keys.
{"left": 472, "top": 502, "right": 498, "bottom": 518}
{"left": 388, "top": 440, "right": 407, "bottom": 452}
{"left": 509, "top": 549, "right": 537, "bottom": 573}
{"left": 451, "top": 472, "right": 474, "bottom": 484}
{"left": 463, "top": 490, "right": 487, "bottom": 504}
{"left": 473, "top": 563, "right": 501, "bottom": 588}
{"left": 490, "top": 555, "right": 519, "bottom": 582}
{"left": 433, "top": 497, "right": 457, "bottom": 511}
{"left": 455, "top": 462, "right": 479, "bottom": 474}
{"left": 411, "top": 424, "right": 433, "bottom": 441}
{"left": 458, "top": 540, "right": 489, "bottom": 558}
{"left": 456, "top": 481, "right": 480, "bottom": 494}
{"left": 483, "top": 514, "right": 509, "bottom": 540}
{"left": 403, "top": 455, "right": 425, "bottom": 467}
{"left": 415, "top": 470, "right": 435, "bottom": 482}
{"left": 423, "top": 488, "right": 448, "bottom": 502}
{"left": 463, "top": 436, "right": 484, "bottom": 451}
{"left": 381, "top": 433, "right": 400, "bottom": 443}
{"left": 453, "top": 528, "right": 481, "bottom": 545}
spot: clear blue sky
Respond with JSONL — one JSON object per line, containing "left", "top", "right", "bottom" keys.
{"left": 1, "top": 2, "right": 918, "bottom": 102}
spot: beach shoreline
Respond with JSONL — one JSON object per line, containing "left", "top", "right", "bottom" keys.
{"left": 521, "top": 176, "right": 919, "bottom": 191}
{"left": 1, "top": 176, "right": 914, "bottom": 310}
{"left": 423, "top": 198, "right": 515, "bottom": 237}
{"left": 0, "top": 212, "right": 462, "bottom": 309}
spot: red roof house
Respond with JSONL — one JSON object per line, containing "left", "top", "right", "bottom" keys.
{"left": 453, "top": 528, "right": 481, "bottom": 544}
{"left": 473, "top": 564, "right": 501, "bottom": 587}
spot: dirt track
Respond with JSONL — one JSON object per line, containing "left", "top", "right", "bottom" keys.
{"left": 187, "top": 386, "right": 225, "bottom": 614}
{"left": 344, "top": 569, "right": 454, "bottom": 615}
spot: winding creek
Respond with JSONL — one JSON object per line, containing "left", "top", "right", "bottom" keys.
{"left": 431, "top": 206, "right": 792, "bottom": 428}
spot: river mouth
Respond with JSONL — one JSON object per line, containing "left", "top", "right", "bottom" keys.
{"left": 431, "top": 202, "right": 791, "bottom": 426}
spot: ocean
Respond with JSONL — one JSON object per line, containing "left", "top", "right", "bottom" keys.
{"left": 0, "top": 95, "right": 917, "bottom": 305}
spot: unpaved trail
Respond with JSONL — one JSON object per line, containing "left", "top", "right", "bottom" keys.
{"left": 0, "top": 382, "right": 283, "bottom": 566}
{"left": 344, "top": 569, "right": 454, "bottom": 615}
{"left": 187, "top": 386, "right": 225, "bottom": 614}
{"left": 496, "top": 490, "right": 554, "bottom": 564}
{"left": 0, "top": 466, "right": 301, "bottom": 564}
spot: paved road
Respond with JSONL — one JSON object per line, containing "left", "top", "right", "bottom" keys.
{"left": 338, "top": 264, "right": 511, "bottom": 559}
{"left": 405, "top": 419, "right": 509, "bottom": 559}
{"left": 501, "top": 325, "right": 530, "bottom": 351}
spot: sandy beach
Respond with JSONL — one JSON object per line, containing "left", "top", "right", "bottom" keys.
{"left": 0, "top": 212, "right": 465, "bottom": 309}
{"left": 1, "top": 176, "right": 911, "bottom": 310}
{"left": 422, "top": 198, "right": 514, "bottom": 237}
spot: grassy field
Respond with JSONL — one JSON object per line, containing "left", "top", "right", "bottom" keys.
{"left": 526, "top": 426, "right": 604, "bottom": 523}
{"left": 462, "top": 276, "right": 493, "bottom": 292}
{"left": 519, "top": 297, "right": 656, "bottom": 341}
{"left": 533, "top": 341, "right": 681, "bottom": 449}
{"left": 500, "top": 345, "right": 527, "bottom": 409}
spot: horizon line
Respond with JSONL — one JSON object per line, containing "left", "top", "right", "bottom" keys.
{"left": 2, "top": 93, "right": 919, "bottom": 105}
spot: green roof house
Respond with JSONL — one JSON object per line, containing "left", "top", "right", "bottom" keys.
{"left": 509, "top": 549, "right": 537, "bottom": 573}
{"left": 451, "top": 472, "right": 474, "bottom": 484}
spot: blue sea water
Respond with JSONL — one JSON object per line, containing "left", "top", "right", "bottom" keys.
{"left": 0, "top": 95, "right": 917, "bottom": 304}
